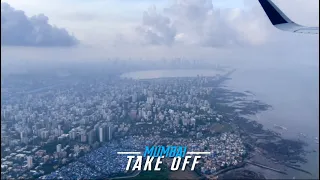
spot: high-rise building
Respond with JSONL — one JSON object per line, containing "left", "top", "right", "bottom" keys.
{"left": 20, "top": 131, "right": 26, "bottom": 140}
{"left": 147, "top": 97, "right": 154, "bottom": 104}
{"left": 106, "top": 124, "right": 113, "bottom": 141}
{"left": 27, "top": 156, "right": 33, "bottom": 168}
{"left": 132, "top": 93, "right": 138, "bottom": 102}
{"left": 123, "top": 100, "right": 129, "bottom": 110}
{"left": 81, "top": 133, "right": 87, "bottom": 142}
{"left": 69, "top": 130, "right": 77, "bottom": 140}
{"left": 99, "top": 127, "right": 104, "bottom": 142}
{"left": 191, "top": 118, "right": 196, "bottom": 126}
{"left": 56, "top": 144, "right": 62, "bottom": 153}
{"left": 88, "top": 129, "right": 96, "bottom": 144}
{"left": 94, "top": 124, "right": 100, "bottom": 131}
{"left": 40, "top": 130, "right": 49, "bottom": 139}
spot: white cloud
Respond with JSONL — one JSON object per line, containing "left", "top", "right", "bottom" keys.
{"left": 1, "top": 0, "right": 168, "bottom": 46}
{"left": 1, "top": 2, "right": 79, "bottom": 46}
{"left": 0, "top": 0, "right": 318, "bottom": 69}
{"left": 2, "top": 0, "right": 318, "bottom": 47}
{"left": 131, "top": 0, "right": 319, "bottom": 48}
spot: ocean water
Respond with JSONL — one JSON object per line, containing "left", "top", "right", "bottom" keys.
{"left": 226, "top": 67, "right": 319, "bottom": 179}
{"left": 122, "top": 67, "right": 319, "bottom": 179}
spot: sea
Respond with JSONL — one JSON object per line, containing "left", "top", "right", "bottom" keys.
{"left": 121, "top": 67, "right": 319, "bottom": 179}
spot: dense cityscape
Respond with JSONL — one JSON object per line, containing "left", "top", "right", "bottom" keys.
{"left": 1, "top": 0, "right": 318, "bottom": 178}
{"left": 1, "top": 66, "right": 317, "bottom": 179}
{"left": 1, "top": 69, "right": 249, "bottom": 179}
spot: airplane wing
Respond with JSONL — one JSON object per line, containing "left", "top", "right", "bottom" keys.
{"left": 258, "top": 0, "right": 319, "bottom": 34}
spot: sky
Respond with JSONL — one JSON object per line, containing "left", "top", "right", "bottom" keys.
{"left": 1, "top": 0, "right": 319, "bottom": 70}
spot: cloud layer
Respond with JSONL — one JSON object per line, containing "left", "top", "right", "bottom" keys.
{"left": 1, "top": 2, "right": 79, "bottom": 47}
{"left": 135, "top": 0, "right": 271, "bottom": 47}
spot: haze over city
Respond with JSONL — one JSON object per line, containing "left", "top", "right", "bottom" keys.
{"left": 1, "top": 0, "right": 319, "bottom": 179}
